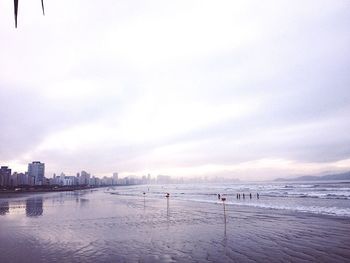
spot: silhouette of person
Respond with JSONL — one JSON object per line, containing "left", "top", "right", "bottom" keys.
{"left": 218, "top": 194, "right": 221, "bottom": 200}
{"left": 243, "top": 193, "right": 245, "bottom": 199}
{"left": 249, "top": 193, "right": 252, "bottom": 199}
{"left": 257, "top": 193, "right": 260, "bottom": 199}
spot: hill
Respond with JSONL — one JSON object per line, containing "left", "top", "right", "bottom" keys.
{"left": 274, "top": 171, "right": 350, "bottom": 181}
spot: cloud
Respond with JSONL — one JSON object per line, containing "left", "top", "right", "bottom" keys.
{"left": 0, "top": 0, "right": 350, "bottom": 179}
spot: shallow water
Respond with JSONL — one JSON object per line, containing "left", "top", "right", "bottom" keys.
{"left": 110, "top": 181, "right": 350, "bottom": 217}
{"left": 0, "top": 186, "right": 350, "bottom": 262}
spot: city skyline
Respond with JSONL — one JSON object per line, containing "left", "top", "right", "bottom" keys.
{"left": 1, "top": 1, "right": 350, "bottom": 180}
{"left": 1, "top": 160, "right": 222, "bottom": 188}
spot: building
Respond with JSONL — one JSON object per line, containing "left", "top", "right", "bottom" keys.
{"left": 0, "top": 166, "right": 11, "bottom": 187}
{"left": 112, "top": 172, "right": 118, "bottom": 185}
{"left": 63, "top": 176, "right": 77, "bottom": 186}
{"left": 28, "top": 161, "right": 45, "bottom": 186}
{"left": 17, "top": 172, "right": 29, "bottom": 186}
{"left": 79, "top": 171, "right": 90, "bottom": 185}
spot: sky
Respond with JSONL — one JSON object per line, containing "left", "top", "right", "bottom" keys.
{"left": 0, "top": 0, "right": 350, "bottom": 180}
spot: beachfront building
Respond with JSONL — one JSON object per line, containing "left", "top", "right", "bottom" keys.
{"left": 102, "top": 176, "right": 113, "bottom": 186}
{"left": 63, "top": 176, "right": 78, "bottom": 186}
{"left": 17, "top": 172, "right": 29, "bottom": 186}
{"left": 79, "top": 170, "right": 90, "bottom": 185}
{"left": 0, "top": 166, "right": 11, "bottom": 187}
{"left": 10, "top": 172, "right": 29, "bottom": 186}
{"left": 28, "top": 161, "right": 45, "bottom": 186}
{"left": 112, "top": 172, "right": 118, "bottom": 185}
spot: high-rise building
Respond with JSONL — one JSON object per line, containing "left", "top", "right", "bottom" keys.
{"left": 0, "top": 166, "right": 11, "bottom": 187}
{"left": 28, "top": 161, "right": 45, "bottom": 186}
{"left": 80, "top": 171, "right": 90, "bottom": 185}
{"left": 15, "top": 172, "right": 28, "bottom": 186}
{"left": 112, "top": 172, "right": 118, "bottom": 185}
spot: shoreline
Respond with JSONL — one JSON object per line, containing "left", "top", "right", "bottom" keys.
{"left": 0, "top": 185, "right": 106, "bottom": 196}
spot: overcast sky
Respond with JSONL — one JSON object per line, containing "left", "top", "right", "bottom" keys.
{"left": 0, "top": 0, "right": 349, "bottom": 180}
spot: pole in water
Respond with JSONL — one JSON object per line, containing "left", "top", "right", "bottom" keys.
{"left": 143, "top": 192, "right": 146, "bottom": 208}
{"left": 221, "top": 197, "right": 227, "bottom": 224}
{"left": 166, "top": 193, "right": 170, "bottom": 216}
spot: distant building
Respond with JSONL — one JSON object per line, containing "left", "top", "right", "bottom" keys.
{"left": 28, "top": 161, "right": 45, "bottom": 185}
{"left": 0, "top": 166, "right": 11, "bottom": 187}
{"left": 11, "top": 172, "right": 29, "bottom": 186}
{"left": 80, "top": 171, "right": 90, "bottom": 185}
{"left": 17, "top": 172, "right": 28, "bottom": 186}
{"left": 63, "top": 176, "right": 77, "bottom": 186}
{"left": 112, "top": 172, "right": 118, "bottom": 185}
{"left": 59, "top": 172, "right": 66, "bottom": 185}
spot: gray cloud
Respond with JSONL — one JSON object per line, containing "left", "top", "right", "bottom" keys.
{"left": 0, "top": 0, "right": 349, "bottom": 179}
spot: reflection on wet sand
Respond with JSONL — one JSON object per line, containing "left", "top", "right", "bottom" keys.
{"left": 79, "top": 198, "right": 89, "bottom": 207}
{"left": 0, "top": 201, "right": 9, "bottom": 215}
{"left": 26, "top": 197, "right": 44, "bottom": 217}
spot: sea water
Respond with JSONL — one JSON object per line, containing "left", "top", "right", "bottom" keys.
{"left": 109, "top": 181, "right": 350, "bottom": 217}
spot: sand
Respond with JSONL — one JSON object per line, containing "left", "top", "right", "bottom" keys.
{"left": 0, "top": 190, "right": 349, "bottom": 262}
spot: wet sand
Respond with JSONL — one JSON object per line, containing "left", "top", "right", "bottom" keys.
{"left": 0, "top": 190, "right": 349, "bottom": 262}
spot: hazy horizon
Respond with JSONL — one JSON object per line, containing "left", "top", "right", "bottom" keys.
{"left": 1, "top": 0, "right": 350, "bottom": 180}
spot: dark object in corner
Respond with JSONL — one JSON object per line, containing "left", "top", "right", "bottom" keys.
{"left": 14, "top": 0, "right": 18, "bottom": 28}
{"left": 41, "top": 0, "right": 45, "bottom": 15}
{"left": 14, "top": 0, "right": 45, "bottom": 28}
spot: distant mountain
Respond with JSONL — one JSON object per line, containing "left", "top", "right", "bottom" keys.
{"left": 274, "top": 171, "right": 350, "bottom": 182}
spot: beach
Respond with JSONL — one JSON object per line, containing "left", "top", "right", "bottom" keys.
{"left": 0, "top": 186, "right": 350, "bottom": 262}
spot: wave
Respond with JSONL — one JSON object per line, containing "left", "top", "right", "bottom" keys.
{"left": 175, "top": 197, "right": 350, "bottom": 217}
{"left": 110, "top": 188, "right": 350, "bottom": 200}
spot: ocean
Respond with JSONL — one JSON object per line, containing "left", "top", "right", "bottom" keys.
{"left": 109, "top": 181, "right": 350, "bottom": 217}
